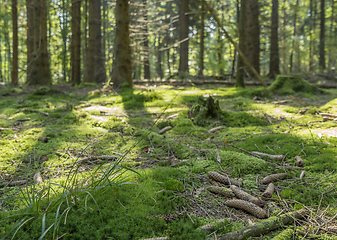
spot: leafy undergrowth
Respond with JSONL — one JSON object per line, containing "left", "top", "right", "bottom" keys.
{"left": 1, "top": 83, "right": 337, "bottom": 239}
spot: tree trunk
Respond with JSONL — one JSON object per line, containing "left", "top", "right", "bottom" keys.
{"left": 111, "top": 0, "right": 132, "bottom": 89}
{"left": 236, "top": 0, "right": 246, "bottom": 87}
{"left": 40, "top": 0, "right": 51, "bottom": 82}
{"left": 166, "top": 37, "right": 171, "bottom": 76}
{"left": 85, "top": 0, "right": 106, "bottom": 83}
{"left": 143, "top": 0, "right": 150, "bottom": 80}
{"left": 328, "top": 0, "right": 334, "bottom": 71}
{"left": 61, "top": 0, "right": 68, "bottom": 82}
{"left": 268, "top": 0, "right": 280, "bottom": 78}
{"left": 289, "top": 0, "right": 299, "bottom": 73}
{"left": 231, "top": 0, "right": 240, "bottom": 76}
{"left": 309, "top": 0, "right": 314, "bottom": 72}
{"left": 178, "top": 0, "right": 189, "bottom": 77}
{"left": 102, "top": 0, "right": 107, "bottom": 65}
{"left": 156, "top": 35, "right": 163, "bottom": 79}
{"left": 71, "top": 0, "right": 81, "bottom": 85}
{"left": 26, "top": 0, "right": 52, "bottom": 85}
{"left": 282, "top": 0, "right": 286, "bottom": 73}
{"left": 4, "top": 5, "right": 11, "bottom": 81}
{"left": 218, "top": 29, "right": 224, "bottom": 76}
{"left": 83, "top": 0, "right": 88, "bottom": 69}
{"left": 199, "top": 0, "right": 204, "bottom": 76}
{"left": 319, "top": 0, "right": 326, "bottom": 70}
{"left": 245, "top": 0, "right": 260, "bottom": 75}
{"left": 11, "top": 0, "right": 19, "bottom": 86}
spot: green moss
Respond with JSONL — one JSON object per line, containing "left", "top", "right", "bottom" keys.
{"left": 78, "top": 82, "right": 98, "bottom": 88}
{"left": 189, "top": 96, "right": 267, "bottom": 127}
{"left": 1, "top": 87, "right": 22, "bottom": 96}
{"left": 269, "top": 75, "right": 325, "bottom": 95}
{"left": 2, "top": 84, "right": 337, "bottom": 239}
{"left": 32, "top": 86, "right": 61, "bottom": 95}
{"left": 271, "top": 228, "right": 294, "bottom": 240}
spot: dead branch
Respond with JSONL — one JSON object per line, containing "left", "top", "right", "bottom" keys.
{"left": 210, "top": 209, "right": 309, "bottom": 240}
{"left": 23, "top": 109, "right": 49, "bottom": 116}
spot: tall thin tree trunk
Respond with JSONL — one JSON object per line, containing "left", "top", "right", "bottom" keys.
{"left": 309, "top": 0, "right": 314, "bottom": 72}
{"left": 319, "top": 0, "right": 326, "bottom": 70}
{"left": 62, "top": 0, "right": 67, "bottom": 82}
{"left": 166, "top": 37, "right": 171, "bottom": 76}
{"left": 26, "top": 0, "right": 33, "bottom": 81}
{"left": 111, "top": 0, "right": 132, "bottom": 88}
{"left": 236, "top": 0, "right": 246, "bottom": 87}
{"left": 143, "top": 0, "right": 150, "bottom": 79}
{"left": 156, "top": 35, "right": 163, "bottom": 79}
{"left": 245, "top": 0, "right": 260, "bottom": 75}
{"left": 4, "top": 5, "right": 11, "bottom": 81}
{"left": 83, "top": 0, "right": 88, "bottom": 69}
{"left": 231, "top": 0, "right": 240, "bottom": 76}
{"left": 282, "top": 0, "right": 287, "bottom": 73}
{"left": 289, "top": 0, "right": 299, "bottom": 73}
{"left": 71, "top": 0, "right": 81, "bottom": 85}
{"left": 199, "top": 0, "right": 204, "bottom": 76}
{"left": 217, "top": 28, "right": 224, "bottom": 76}
{"left": 268, "top": 0, "right": 280, "bottom": 78}
{"left": 40, "top": 0, "right": 51, "bottom": 82}
{"left": 12, "top": 0, "right": 18, "bottom": 86}
{"left": 85, "top": 0, "right": 106, "bottom": 83}
{"left": 94, "top": 0, "right": 106, "bottom": 83}
{"left": 328, "top": 0, "right": 334, "bottom": 71}
{"left": 178, "top": 0, "right": 189, "bottom": 77}
{"left": 27, "top": 0, "right": 51, "bottom": 85}
{"left": 102, "top": 0, "right": 107, "bottom": 65}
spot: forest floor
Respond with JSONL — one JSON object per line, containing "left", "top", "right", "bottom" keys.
{"left": 1, "top": 75, "right": 337, "bottom": 239}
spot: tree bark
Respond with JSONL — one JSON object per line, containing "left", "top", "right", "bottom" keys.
{"left": 281, "top": 0, "right": 286, "bottom": 73}
{"left": 71, "top": 0, "right": 81, "bottom": 85}
{"left": 61, "top": 0, "right": 68, "bottom": 82}
{"left": 156, "top": 35, "right": 163, "bottom": 79}
{"left": 268, "top": 0, "right": 280, "bottom": 78}
{"left": 40, "top": 0, "right": 51, "bottom": 83}
{"left": 178, "top": 0, "right": 189, "bottom": 77}
{"left": 231, "top": 0, "right": 240, "bottom": 76}
{"left": 245, "top": 0, "right": 260, "bottom": 75}
{"left": 309, "top": 0, "right": 314, "bottom": 72}
{"left": 143, "top": 0, "right": 151, "bottom": 80}
{"left": 289, "top": 0, "right": 299, "bottom": 73}
{"left": 26, "top": 0, "right": 52, "bottom": 85}
{"left": 11, "top": 0, "right": 19, "bottom": 86}
{"left": 328, "top": 0, "right": 334, "bottom": 71}
{"left": 83, "top": 0, "right": 88, "bottom": 69}
{"left": 111, "top": 0, "right": 132, "bottom": 89}
{"left": 218, "top": 29, "right": 224, "bottom": 76}
{"left": 199, "top": 0, "right": 204, "bottom": 76}
{"left": 236, "top": 0, "right": 246, "bottom": 87}
{"left": 319, "top": 0, "right": 326, "bottom": 70}
{"left": 85, "top": 0, "right": 106, "bottom": 83}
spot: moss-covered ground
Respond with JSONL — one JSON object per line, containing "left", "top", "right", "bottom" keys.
{"left": 1, "top": 81, "right": 337, "bottom": 239}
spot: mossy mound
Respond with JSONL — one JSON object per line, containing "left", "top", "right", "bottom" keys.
{"left": 32, "top": 86, "right": 61, "bottom": 95}
{"left": 268, "top": 75, "right": 324, "bottom": 95}
{"left": 1, "top": 88, "right": 22, "bottom": 96}
{"left": 189, "top": 96, "right": 267, "bottom": 127}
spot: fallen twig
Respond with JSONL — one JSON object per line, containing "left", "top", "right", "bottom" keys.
{"left": 23, "top": 109, "right": 49, "bottom": 116}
